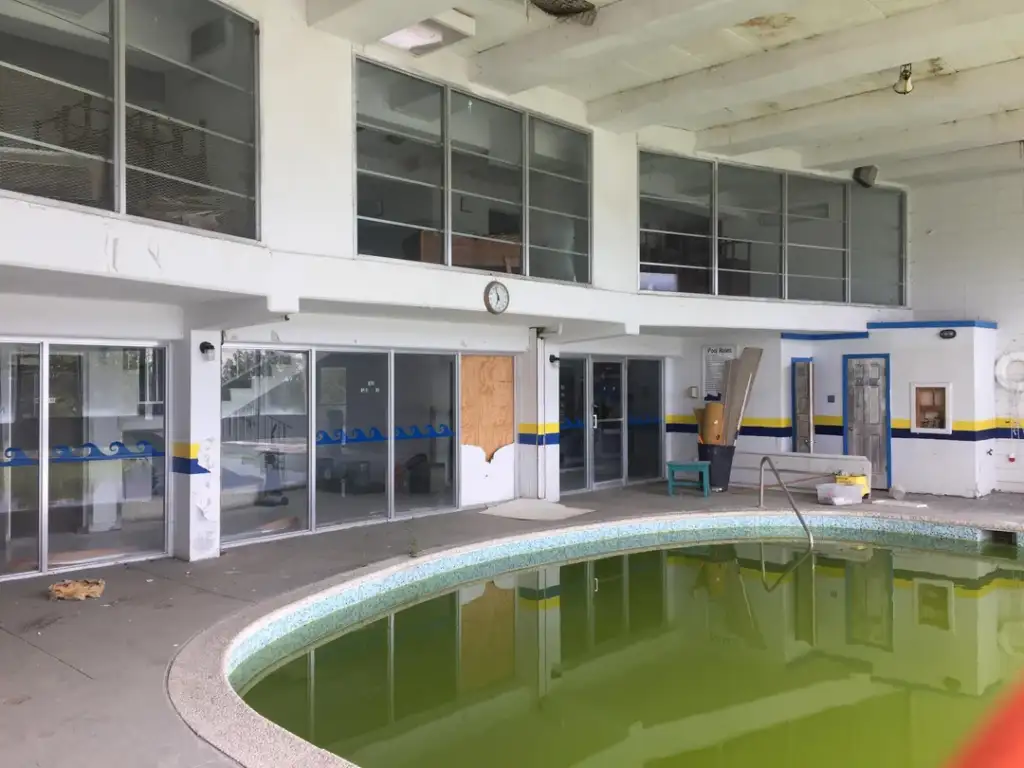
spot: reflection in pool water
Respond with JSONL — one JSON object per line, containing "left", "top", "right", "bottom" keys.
{"left": 243, "top": 541, "right": 1024, "bottom": 767}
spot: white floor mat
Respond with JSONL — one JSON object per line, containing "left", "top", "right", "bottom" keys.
{"left": 480, "top": 499, "right": 594, "bottom": 521}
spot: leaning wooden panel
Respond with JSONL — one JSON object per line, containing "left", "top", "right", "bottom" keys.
{"left": 460, "top": 355, "right": 515, "bottom": 460}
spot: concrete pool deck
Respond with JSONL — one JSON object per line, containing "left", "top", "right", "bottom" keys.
{"left": 6, "top": 485, "right": 1024, "bottom": 767}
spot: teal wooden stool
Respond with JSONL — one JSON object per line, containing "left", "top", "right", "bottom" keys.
{"left": 666, "top": 461, "right": 711, "bottom": 498}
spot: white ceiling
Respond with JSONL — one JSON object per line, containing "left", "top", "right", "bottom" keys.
{"left": 314, "top": 0, "right": 1024, "bottom": 185}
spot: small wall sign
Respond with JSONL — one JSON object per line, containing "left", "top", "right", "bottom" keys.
{"left": 939, "top": 329, "right": 957, "bottom": 340}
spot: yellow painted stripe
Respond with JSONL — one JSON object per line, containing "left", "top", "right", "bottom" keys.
{"left": 518, "top": 422, "right": 560, "bottom": 435}
{"left": 518, "top": 596, "right": 560, "bottom": 610}
{"left": 742, "top": 417, "right": 791, "bottom": 428}
{"left": 172, "top": 442, "right": 200, "bottom": 459}
{"left": 667, "top": 414, "right": 697, "bottom": 425}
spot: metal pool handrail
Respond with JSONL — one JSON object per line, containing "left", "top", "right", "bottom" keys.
{"left": 758, "top": 455, "right": 814, "bottom": 549}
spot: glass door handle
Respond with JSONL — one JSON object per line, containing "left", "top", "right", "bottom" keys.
{"left": 593, "top": 577, "right": 599, "bottom": 594}
{"left": 592, "top": 413, "right": 598, "bottom": 429}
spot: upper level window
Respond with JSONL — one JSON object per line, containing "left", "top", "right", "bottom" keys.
{"left": 850, "top": 186, "right": 904, "bottom": 306}
{"left": 356, "top": 60, "right": 591, "bottom": 284}
{"left": 639, "top": 154, "right": 712, "bottom": 294}
{"left": 639, "top": 151, "right": 905, "bottom": 307}
{"left": 718, "top": 164, "right": 783, "bottom": 300}
{"left": 0, "top": 0, "right": 257, "bottom": 239}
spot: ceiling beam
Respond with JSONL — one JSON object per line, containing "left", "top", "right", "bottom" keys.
{"left": 882, "top": 142, "right": 1024, "bottom": 184}
{"left": 472, "top": 0, "right": 795, "bottom": 94}
{"left": 695, "top": 58, "right": 1024, "bottom": 155}
{"left": 588, "top": 0, "right": 1024, "bottom": 133}
{"left": 307, "top": 0, "right": 454, "bottom": 44}
{"left": 805, "top": 109, "right": 1024, "bottom": 170}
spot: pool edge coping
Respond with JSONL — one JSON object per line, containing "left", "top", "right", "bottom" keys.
{"left": 165, "top": 508, "right": 1007, "bottom": 768}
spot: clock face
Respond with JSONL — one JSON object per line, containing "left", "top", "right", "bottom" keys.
{"left": 484, "top": 281, "right": 510, "bottom": 314}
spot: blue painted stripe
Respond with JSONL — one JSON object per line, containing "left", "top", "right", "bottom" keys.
{"left": 781, "top": 332, "right": 870, "bottom": 341}
{"left": 517, "top": 432, "right": 560, "bottom": 446}
{"left": 891, "top": 428, "right": 999, "bottom": 442}
{"left": 815, "top": 424, "right": 1004, "bottom": 441}
{"left": 666, "top": 423, "right": 791, "bottom": 438}
{"left": 867, "top": 320, "right": 997, "bottom": 330}
{"left": 171, "top": 457, "right": 210, "bottom": 475}
{"left": 667, "top": 423, "right": 698, "bottom": 434}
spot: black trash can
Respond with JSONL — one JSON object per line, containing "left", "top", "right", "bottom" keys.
{"left": 698, "top": 443, "right": 736, "bottom": 492}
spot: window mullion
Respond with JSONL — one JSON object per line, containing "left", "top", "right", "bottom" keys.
{"left": 112, "top": 0, "right": 127, "bottom": 214}
{"left": 781, "top": 173, "right": 789, "bottom": 301}
{"left": 523, "top": 114, "right": 531, "bottom": 278}
{"left": 844, "top": 182, "right": 853, "bottom": 304}
{"left": 711, "top": 161, "right": 719, "bottom": 296}
{"left": 443, "top": 85, "right": 453, "bottom": 267}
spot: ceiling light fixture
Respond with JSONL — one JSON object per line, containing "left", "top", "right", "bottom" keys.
{"left": 380, "top": 23, "right": 444, "bottom": 53}
{"left": 893, "top": 63, "right": 913, "bottom": 95}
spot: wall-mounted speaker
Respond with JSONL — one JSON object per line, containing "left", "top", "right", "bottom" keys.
{"left": 853, "top": 165, "right": 878, "bottom": 188}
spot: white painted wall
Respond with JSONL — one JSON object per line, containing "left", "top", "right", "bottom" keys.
{"left": 911, "top": 173, "right": 1024, "bottom": 492}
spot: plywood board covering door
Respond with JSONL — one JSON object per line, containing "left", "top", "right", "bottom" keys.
{"left": 460, "top": 355, "right": 514, "bottom": 460}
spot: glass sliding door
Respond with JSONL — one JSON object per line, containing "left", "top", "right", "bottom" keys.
{"left": 221, "top": 349, "right": 309, "bottom": 543}
{"left": 627, "top": 359, "right": 662, "bottom": 481}
{"left": 592, "top": 361, "right": 624, "bottom": 485}
{"left": 0, "top": 344, "right": 41, "bottom": 575}
{"left": 393, "top": 354, "right": 456, "bottom": 514}
{"left": 314, "top": 352, "right": 389, "bottom": 527}
{"left": 47, "top": 345, "right": 166, "bottom": 566}
{"left": 558, "top": 358, "right": 587, "bottom": 493}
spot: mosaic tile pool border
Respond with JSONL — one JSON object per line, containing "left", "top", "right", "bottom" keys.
{"left": 168, "top": 510, "right": 999, "bottom": 768}
{"left": 224, "top": 511, "right": 989, "bottom": 691}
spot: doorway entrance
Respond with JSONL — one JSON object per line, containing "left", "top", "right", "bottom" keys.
{"left": 791, "top": 358, "right": 814, "bottom": 454}
{"left": 558, "top": 357, "right": 663, "bottom": 492}
{"left": 843, "top": 354, "right": 891, "bottom": 490}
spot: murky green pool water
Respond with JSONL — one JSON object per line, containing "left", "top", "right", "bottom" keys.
{"left": 243, "top": 541, "right": 1024, "bottom": 767}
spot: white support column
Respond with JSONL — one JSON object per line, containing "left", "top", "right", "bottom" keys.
{"left": 517, "top": 330, "right": 560, "bottom": 502}
{"left": 171, "top": 331, "right": 221, "bottom": 562}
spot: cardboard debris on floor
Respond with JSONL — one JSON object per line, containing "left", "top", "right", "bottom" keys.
{"left": 49, "top": 578, "right": 106, "bottom": 601}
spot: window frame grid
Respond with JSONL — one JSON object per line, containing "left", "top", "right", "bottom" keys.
{"left": 354, "top": 56, "right": 594, "bottom": 285}
{"left": 637, "top": 148, "right": 907, "bottom": 307}
{"left": 0, "top": 0, "right": 260, "bottom": 241}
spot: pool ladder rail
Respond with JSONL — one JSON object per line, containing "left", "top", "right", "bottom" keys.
{"left": 758, "top": 455, "right": 814, "bottom": 593}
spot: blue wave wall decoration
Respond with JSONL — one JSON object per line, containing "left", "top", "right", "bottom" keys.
{"left": 0, "top": 441, "right": 164, "bottom": 468}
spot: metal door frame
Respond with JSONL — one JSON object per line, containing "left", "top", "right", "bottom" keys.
{"left": 790, "top": 357, "right": 814, "bottom": 453}
{"left": 0, "top": 336, "right": 171, "bottom": 582}
{"left": 559, "top": 355, "right": 665, "bottom": 493}
{"left": 590, "top": 357, "right": 627, "bottom": 490}
{"left": 557, "top": 355, "right": 592, "bottom": 496}
{"left": 842, "top": 353, "right": 892, "bottom": 490}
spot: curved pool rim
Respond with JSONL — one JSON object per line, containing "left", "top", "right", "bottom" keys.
{"left": 166, "top": 509, "right": 1007, "bottom": 768}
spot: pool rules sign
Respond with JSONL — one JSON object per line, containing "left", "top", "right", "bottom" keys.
{"left": 703, "top": 345, "right": 736, "bottom": 400}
